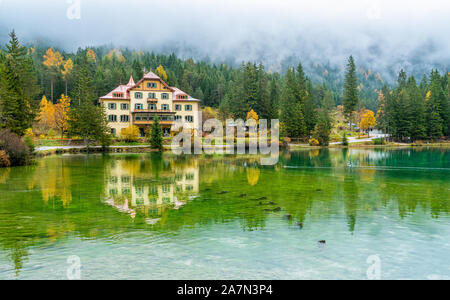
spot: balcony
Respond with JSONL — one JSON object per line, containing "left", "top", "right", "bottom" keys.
{"left": 132, "top": 111, "right": 176, "bottom": 126}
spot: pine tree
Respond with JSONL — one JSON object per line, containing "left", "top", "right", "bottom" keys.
{"left": 280, "top": 69, "right": 306, "bottom": 138}
{"left": 256, "top": 63, "right": 272, "bottom": 120}
{"left": 269, "top": 77, "right": 280, "bottom": 120}
{"left": 303, "top": 80, "right": 317, "bottom": 136}
{"left": 322, "top": 90, "right": 335, "bottom": 111}
{"left": 150, "top": 115, "right": 163, "bottom": 151}
{"left": 426, "top": 71, "right": 444, "bottom": 139}
{"left": 407, "top": 76, "right": 426, "bottom": 140}
{"left": 132, "top": 59, "right": 143, "bottom": 80}
{"left": 243, "top": 63, "right": 258, "bottom": 112}
{"left": 0, "top": 31, "right": 40, "bottom": 136}
{"left": 67, "top": 64, "right": 109, "bottom": 145}
{"left": 343, "top": 56, "right": 359, "bottom": 130}
{"left": 394, "top": 90, "right": 412, "bottom": 141}
{"left": 312, "top": 109, "right": 332, "bottom": 146}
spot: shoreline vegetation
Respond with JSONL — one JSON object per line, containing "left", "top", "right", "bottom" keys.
{"left": 33, "top": 139, "right": 450, "bottom": 159}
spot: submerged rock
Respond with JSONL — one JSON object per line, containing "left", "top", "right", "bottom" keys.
{"left": 318, "top": 240, "right": 326, "bottom": 244}
{"left": 273, "top": 207, "right": 281, "bottom": 211}
{"left": 240, "top": 193, "right": 247, "bottom": 197}
{"left": 284, "top": 214, "right": 292, "bottom": 219}
{"left": 296, "top": 222, "right": 303, "bottom": 228}
{"left": 254, "top": 196, "right": 267, "bottom": 201}
{"left": 269, "top": 201, "right": 275, "bottom": 205}
{"left": 217, "top": 191, "right": 228, "bottom": 194}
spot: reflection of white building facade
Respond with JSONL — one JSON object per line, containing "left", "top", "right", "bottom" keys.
{"left": 104, "top": 158, "right": 199, "bottom": 222}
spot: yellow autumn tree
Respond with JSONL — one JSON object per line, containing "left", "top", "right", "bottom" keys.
{"left": 54, "top": 94, "right": 71, "bottom": 138}
{"left": 38, "top": 95, "right": 56, "bottom": 134}
{"left": 425, "top": 90, "right": 431, "bottom": 102}
{"left": 61, "top": 59, "right": 73, "bottom": 96}
{"left": 86, "top": 49, "right": 97, "bottom": 63}
{"left": 121, "top": 125, "right": 140, "bottom": 142}
{"left": 360, "top": 110, "right": 376, "bottom": 137}
{"left": 43, "top": 48, "right": 63, "bottom": 101}
{"left": 156, "top": 65, "right": 168, "bottom": 81}
{"left": 106, "top": 49, "right": 125, "bottom": 63}
{"left": 246, "top": 109, "right": 259, "bottom": 123}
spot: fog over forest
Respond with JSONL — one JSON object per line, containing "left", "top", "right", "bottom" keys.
{"left": 0, "top": 0, "right": 449, "bottom": 82}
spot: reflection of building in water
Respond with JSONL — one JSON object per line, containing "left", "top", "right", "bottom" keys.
{"left": 104, "top": 158, "right": 199, "bottom": 223}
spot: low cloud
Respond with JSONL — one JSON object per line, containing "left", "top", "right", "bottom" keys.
{"left": 0, "top": 0, "right": 449, "bottom": 80}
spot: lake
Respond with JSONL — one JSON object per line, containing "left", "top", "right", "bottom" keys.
{"left": 0, "top": 148, "right": 449, "bottom": 279}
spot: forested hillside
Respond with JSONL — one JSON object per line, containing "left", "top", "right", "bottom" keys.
{"left": 1, "top": 32, "right": 449, "bottom": 149}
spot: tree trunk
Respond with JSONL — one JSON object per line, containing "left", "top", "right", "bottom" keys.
{"left": 65, "top": 80, "right": 68, "bottom": 96}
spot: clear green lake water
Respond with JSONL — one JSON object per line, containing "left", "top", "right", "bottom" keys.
{"left": 0, "top": 148, "right": 449, "bottom": 279}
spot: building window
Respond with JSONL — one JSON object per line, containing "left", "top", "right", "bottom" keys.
{"left": 148, "top": 92, "right": 156, "bottom": 99}
{"left": 175, "top": 115, "right": 182, "bottom": 121}
{"left": 175, "top": 104, "right": 182, "bottom": 111}
{"left": 161, "top": 93, "right": 169, "bottom": 100}
{"left": 108, "top": 103, "right": 117, "bottom": 110}
{"left": 185, "top": 105, "right": 192, "bottom": 111}
{"left": 177, "top": 95, "right": 188, "bottom": 100}
{"left": 110, "top": 128, "right": 116, "bottom": 135}
{"left": 108, "top": 115, "right": 117, "bottom": 122}
{"left": 120, "top": 115, "right": 129, "bottom": 122}
{"left": 185, "top": 116, "right": 193, "bottom": 123}
{"left": 161, "top": 104, "right": 169, "bottom": 111}
{"left": 135, "top": 103, "right": 143, "bottom": 110}
{"left": 162, "top": 185, "right": 170, "bottom": 193}
{"left": 147, "top": 82, "right": 157, "bottom": 88}
{"left": 113, "top": 93, "right": 124, "bottom": 98}
{"left": 135, "top": 92, "right": 143, "bottom": 99}
{"left": 148, "top": 103, "right": 157, "bottom": 110}
{"left": 121, "top": 103, "right": 129, "bottom": 110}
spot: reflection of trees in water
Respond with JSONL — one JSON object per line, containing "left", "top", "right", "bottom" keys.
{"left": 343, "top": 174, "right": 359, "bottom": 233}
{"left": 0, "top": 149, "right": 448, "bottom": 275}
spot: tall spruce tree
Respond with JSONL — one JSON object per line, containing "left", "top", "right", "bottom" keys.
{"left": 426, "top": 71, "right": 444, "bottom": 139}
{"left": 407, "top": 76, "right": 426, "bottom": 140}
{"left": 243, "top": 63, "right": 258, "bottom": 112}
{"left": 68, "top": 64, "right": 109, "bottom": 145}
{"left": 343, "top": 56, "right": 359, "bottom": 130}
{"left": 280, "top": 68, "right": 306, "bottom": 138}
{"left": 312, "top": 109, "right": 332, "bottom": 146}
{"left": 256, "top": 63, "right": 272, "bottom": 120}
{"left": 150, "top": 115, "right": 163, "bottom": 151}
{"left": 394, "top": 90, "right": 412, "bottom": 141}
{"left": 303, "top": 80, "right": 317, "bottom": 136}
{"left": 269, "top": 77, "right": 280, "bottom": 120}
{"left": 0, "top": 31, "right": 40, "bottom": 136}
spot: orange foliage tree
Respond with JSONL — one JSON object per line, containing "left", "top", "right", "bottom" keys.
{"left": 38, "top": 95, "right": 55, "bottom": 134}
{"left": 156, "top": 65, "right": 168, "bottom": 81}
{"left": 43, "top": 48, "right": 63, "bottom": 101}
{"left": 54, "top": 94, "right": 71, "bottom": 138}
{"left": 360, "top": 110, "right": 376, "bottom": 137}
{"left": 61, "top": 59, "right": 73, "bottom": 96}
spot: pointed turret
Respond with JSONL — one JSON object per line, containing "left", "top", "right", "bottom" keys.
{"left": 127, "top": 75, "right": 135, "bottom": 87}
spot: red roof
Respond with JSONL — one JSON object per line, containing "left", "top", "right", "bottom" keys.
{"left": 100, "top": 76, "right": 135, "bottom": 100}
{"left": 99, "top": 74, "right": 200, "bottom": 102}
{"left": 171, "top": 87, "right": 201, "bottom": 102}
